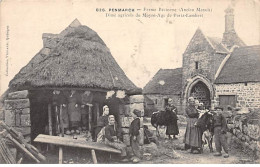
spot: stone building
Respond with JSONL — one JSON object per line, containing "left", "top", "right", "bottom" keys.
{"left": 143, "top": 68, "right": 182, "bottom": 113}
{"left": 144, "top": 7, "right": 260, "bottom": 113}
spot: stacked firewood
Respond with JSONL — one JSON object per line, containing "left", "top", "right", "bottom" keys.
{"left": 0, "top": 121, "right": 46, "bottom": 164}
{"left": 227, "top": 110, "right": 260, "bottom": 158}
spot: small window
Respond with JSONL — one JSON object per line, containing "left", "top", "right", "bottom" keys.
{"left": 195, "top": 61, "right": 199, "bottom": 69}
{"left": 155, "top": 99, "right": 157, "bottom": 104}
{"left": 245, "top": 82, "right": 248, "bottom": 86}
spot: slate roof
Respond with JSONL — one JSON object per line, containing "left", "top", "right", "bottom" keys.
{"left": 207, "top": 37, "right": 229, "bottom": 53}
{"left": 143, "top": 68, "right": 182, "bottom": 95}
{"left": 215, "top": 45, "right": 260, "bottom": 84}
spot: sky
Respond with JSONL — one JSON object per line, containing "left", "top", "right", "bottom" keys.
{"left": 0, "top": 0, "right": 259, "bottom": 94}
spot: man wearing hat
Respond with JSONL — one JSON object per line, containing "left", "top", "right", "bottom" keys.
{"left": 129, "top": 109, "right": 142, "bottom": 163}
{"left": 213, "top": 106, "right": 229, "bottom": 158}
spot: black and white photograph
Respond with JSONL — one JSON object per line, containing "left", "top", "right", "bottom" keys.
{"left": 0, "top": 0, "right": 259, "bottom": 164}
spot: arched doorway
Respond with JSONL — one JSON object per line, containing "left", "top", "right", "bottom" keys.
{"left": 183, "top": 75, "right": 214, "bottom": 111}
{"left": 190, "top": 81, "right": 211, "bottom": 109}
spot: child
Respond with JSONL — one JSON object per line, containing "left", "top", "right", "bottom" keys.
{"left": 129, "top": 109, "right": 142, "bottom": 163}
{"left": 213, "top": 106, "right": 229, "bottom": 158}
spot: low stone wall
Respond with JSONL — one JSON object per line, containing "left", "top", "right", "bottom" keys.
{"left": 3, "top": 90, "right": 31, "bottom": 142}
{"left": 227, "top": 110, "right": 260, "bottom": 159}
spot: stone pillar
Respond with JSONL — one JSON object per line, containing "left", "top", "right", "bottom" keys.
{"left": 120, "top": 95, "right": 145, "bottom": 155}
{"left": 4, "top": 90, "right": 31, "bottom": 142}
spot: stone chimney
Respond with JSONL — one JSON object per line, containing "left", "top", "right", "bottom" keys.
{"left": 224, "top": 6, "right": 235, "bottom": 33}
{"left": 222, "top": 6, "right": 246, "bottom": 50}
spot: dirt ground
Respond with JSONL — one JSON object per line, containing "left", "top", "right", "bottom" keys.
{"left": 140, "top": 126, "right": 259, "bottom": 164}
{"left": 23, "top": 119, "right": 259, "bottom": 164}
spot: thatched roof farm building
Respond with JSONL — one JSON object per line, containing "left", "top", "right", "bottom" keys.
{"left": 9, "top": 19, "right": 141, "bottom": 94}
{"left": 2, "top": 19, "right": 145, "bottom": 146}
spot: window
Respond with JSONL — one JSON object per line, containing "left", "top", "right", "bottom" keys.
{"left": 195, "top": 61, "right": 199, "bottom": 69}
{"left": 155, "top": 99, "right": 157, "bottom": 104}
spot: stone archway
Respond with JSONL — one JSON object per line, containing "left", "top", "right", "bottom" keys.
{"left": 183, "top": 75, "right": 214, "bottom": 110}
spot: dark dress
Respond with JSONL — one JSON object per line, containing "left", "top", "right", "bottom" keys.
{"left": 129, "top": 118, "right": 142, "bottom": 158}
{"left": 94, "top": 115, "right": 109, "bottom": 140}
{"left": 165, "top": 104, "right": 179, "bottom": 136}
{"left": 184, "top": 105, "right": 202, "bottom": 148}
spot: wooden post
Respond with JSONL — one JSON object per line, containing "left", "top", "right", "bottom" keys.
{"left": 59, "top": 147, "right": 63, "bottom": 164}
{"left": 55, "top": 106, "right": 60, "bottom": 135}
{"left": 96, "top": 103, "right": 100, "bottom": 121}
{"left": 48, "top": 104, "right": 54, "bottom": 150}
{"left": 60, "top": 105, "right": 64, "bottom": 137}
{"left": 91, "top": 149, "right": 97, "bottom": 164}
{"left": 88, "top": 105, "right": 92, "bottom": 131}
{"left": 48, "top": 104, "right": 53, "bottom": 136}
{"left": 59, "top": 104, "right": 64, "bottom": 164}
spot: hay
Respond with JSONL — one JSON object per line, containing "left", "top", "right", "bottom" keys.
{"left": 9, "top": 22, "right": 141, "bottom": 94}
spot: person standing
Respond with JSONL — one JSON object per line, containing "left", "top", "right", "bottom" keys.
{"left": 213, "top": 107, "right": 229, "bottom": 158}
{"left": 129, "top": 109, "right": 142, "bottom": 163}
{"left": 165, "top": 98, "right": 179, "bottom": 139}
{"left": 183, "top": 97, "right": 202, "bottom": 154}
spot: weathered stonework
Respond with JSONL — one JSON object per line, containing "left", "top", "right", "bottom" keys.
{"left": 120, "top": 95, "right": 145, "bottom": 146}
{"left": 214, "top": 82, "right": 260, "bottom": 109}
{"left": 8, "top": 90, "right": 29, "bottom": 100}
{"left": 4, "top": 99, "right": 30, "bottom": 110}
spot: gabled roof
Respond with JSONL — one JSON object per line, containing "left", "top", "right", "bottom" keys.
{"left": 184, "top": 28, "right": 229, "bottom": 54}
{"left": 9, "top": 19, "right": 141, "bottom": 94}
{"left": 207, "top": 37, "right": 229, "bottom": 54}
{"left": 215, "top": 45, "right": 260, "bottom": 84}
{"left": 143, "top": 68, "right": 182, "bottom": 95}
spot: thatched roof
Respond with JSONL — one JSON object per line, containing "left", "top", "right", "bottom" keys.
{"left": 143, "top": 68, "right": 182, "bottom": 95}
{"left": 215, "top": 45, "right": 260, "bottom": 84}
{"left": 9, "top": 19, "right": 141, "bottom": 94}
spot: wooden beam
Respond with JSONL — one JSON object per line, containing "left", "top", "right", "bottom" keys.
{"left": 48, "top": 104, "right": 54, "bottom": 150}
{"left": 60, "top": 105, "right": 64, "bottom": 137}
{"left": 34, "top": 134, "right": 121, "bottom": 154}
{"left": 28, "top": 87, "right": 109, "bottom": 93}
{"left": 96, "top": 103, "right": 100, "bottom": 122}
{"left": 59, "top": 147, "right": 63, "bottom": 164}
{"left": 88, "top": 105, "right": 92, "bottom": 131}
{"left": 91, "top": 149, "right": 97, "bottom": 164}
{"left": 55, "top": 106, "right": 60, "bottom": 135}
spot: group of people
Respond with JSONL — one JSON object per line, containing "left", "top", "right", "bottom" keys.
{"left": 184, "top": 97, "right": 229, "bottom": 158}
{"left": 93, "top": 105, "right": 142, "bottom": 163}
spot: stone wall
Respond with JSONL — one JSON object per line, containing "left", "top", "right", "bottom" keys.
{"left": 214, "top": 82, "right": 260, "bottom": 109}
{"left": 120, "top": 95, "right": 144, "bottom": 153}
{"left": 227, "top": 110, "right": 260, "bottom": 159}
{"left": 3, "top": 90, "right": 31, "bottom": 142}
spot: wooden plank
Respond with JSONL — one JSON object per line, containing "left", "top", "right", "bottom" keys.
{"left": 34, "top": 134, "right": 121, "bottom": 154}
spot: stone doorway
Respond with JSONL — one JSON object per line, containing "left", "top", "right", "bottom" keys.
{"left": 190, "top": 81, "right": 211, "bottom": 109}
